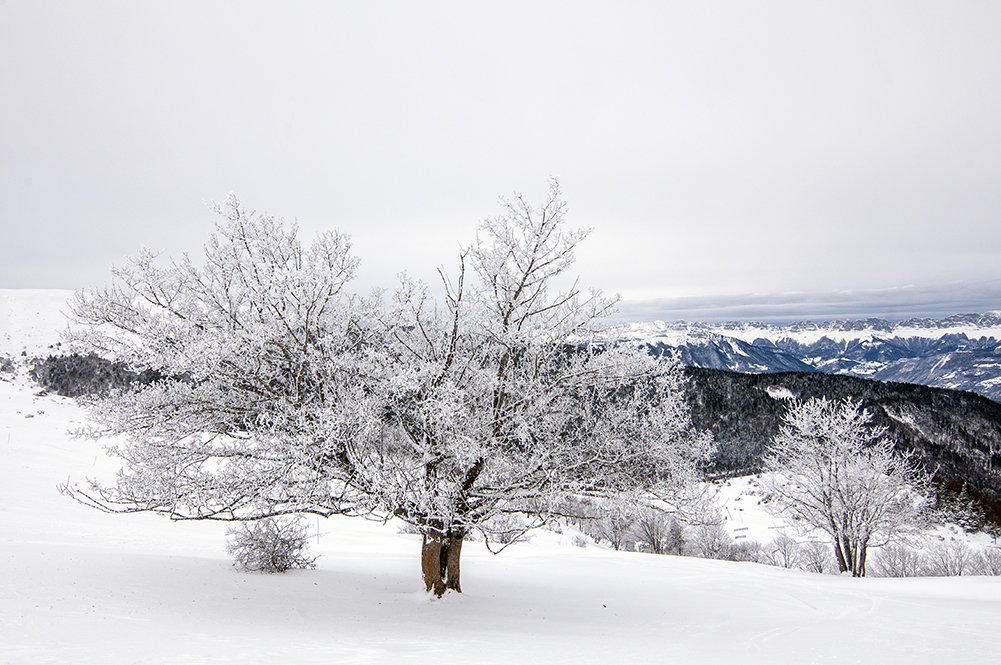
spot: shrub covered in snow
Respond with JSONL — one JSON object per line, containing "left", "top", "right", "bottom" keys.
{"left": 225, "top": 517, "right": 316, "bottom": 573}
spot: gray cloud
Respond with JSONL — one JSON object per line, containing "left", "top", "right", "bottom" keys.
{"left": 614, "top": 281, "right": 1001, "bottom": 324}
{"left": 2, "top": 2, "right": 1000, "bottom": 323}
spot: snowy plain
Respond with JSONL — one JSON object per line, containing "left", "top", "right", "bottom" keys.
{"left": 2, "top": 290, "right": 1001, "bottom": 664}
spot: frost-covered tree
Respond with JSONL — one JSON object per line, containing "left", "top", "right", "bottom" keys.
{"left": 62, "top": 185, "right": 712, "bottom": 596}
{"left": 353, "top": 181, "right": 713, "bottom": 594}
{"left": 62, "top": 195, "right": 373, "bottom": 521}
{"left": 764, "top": 535, "right": 801, "bottom": 569}
{"left": 761, "top": 397, "right": 929, "bottom": 577}
{"left": 634, "top": 508, "right": 680, "bottom": 555}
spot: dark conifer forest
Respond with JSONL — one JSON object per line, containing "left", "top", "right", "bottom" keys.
{"left": 686, "top": 367, "right": 1001, "bottom": 524}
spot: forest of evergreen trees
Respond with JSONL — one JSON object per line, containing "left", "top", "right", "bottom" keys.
{"left": 686, "top": 366, "right": 1001, "bottom": 523}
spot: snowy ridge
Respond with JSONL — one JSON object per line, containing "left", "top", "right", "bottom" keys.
{"left": 4, "top": 290, "right": 1001, "bottom": 400}
{"left": 611, "top": 313, "right": 1001, "bottom": 402}
{"left": 0, "top": 289, "right": 76, "bottom": 357}
{"left": 615, "top": 312, "right": 1001, "bottom": 347}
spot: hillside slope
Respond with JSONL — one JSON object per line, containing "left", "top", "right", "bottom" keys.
{"left": 688, "top": 367, "right": 1001, "bottom": 508}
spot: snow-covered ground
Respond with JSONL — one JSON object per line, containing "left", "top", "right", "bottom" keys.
{"left": 0, "top": 289, "right": 76, "bottom": 358}
{"left": 2, "top": 366, "right": 1001, "bottom": 664}
{"left": 3, "top": 289, "right": 1001, "bottom": 663}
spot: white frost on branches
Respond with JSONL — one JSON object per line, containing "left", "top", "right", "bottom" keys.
{"left": 61, "top": 184, "right": 713, "bottom": 560}
{"left": 63, "top": 195, "right": 374, "bottom": 520}
{"left": 761, "top": 397, "right": 929, "bottom": 576}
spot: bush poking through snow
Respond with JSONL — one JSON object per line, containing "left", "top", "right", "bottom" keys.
{"left": 926, "top": 539, "right": 974, "bottom": 577}
{"left": 764, "top": 535, "right": 802, "bottom": 569}
{"left": 226, "top": 517, "right": 316, "bottom": 573}
{"left": 975, "top": 546, "right": 1001, "bottom": 576}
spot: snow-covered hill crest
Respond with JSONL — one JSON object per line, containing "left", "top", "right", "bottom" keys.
{"left": 0, "top": 289, "right": 76, "bottom": 357}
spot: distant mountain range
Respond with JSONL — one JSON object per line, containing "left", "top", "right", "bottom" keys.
{"left": 4, "top": 290, "right": 1000, "bottom": 403}
{"left": 612, "top": 313, "right": 1001, "bottom": 403}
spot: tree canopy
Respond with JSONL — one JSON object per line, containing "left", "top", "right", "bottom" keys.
{"left": 63, "top": 183, "right": 712, "bottom": 594}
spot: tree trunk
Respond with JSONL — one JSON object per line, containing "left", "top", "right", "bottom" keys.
{"left": 444, "top": 531, "right": 463, "bottom": 593}
{"left": 834, "top": 538, "right": 848, "bottom": 574}
{"left": 842, "top": 536, "right": 858, "bottom": 576}
{"left": 421, "top": 535, "right": 445, "bottom": 596}
{"left": 835, "top": 535, "right": 868, "bottom": 577}
{"left": 421, "top": 529, "right": 465, "bottom": 597}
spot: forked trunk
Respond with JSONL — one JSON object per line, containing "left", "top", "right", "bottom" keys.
{"left": 421, "top": 530, "right": 465, "bottom": 597}
{"left": 834, "top": 535, "right": 868, "bottom": 577}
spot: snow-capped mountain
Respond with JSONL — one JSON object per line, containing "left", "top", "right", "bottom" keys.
{"left": 614, "top": 313, "right": 1001, "bottom": 402}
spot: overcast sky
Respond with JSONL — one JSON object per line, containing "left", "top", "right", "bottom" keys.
{"left": 2, "top": 1, "right": 1000, "bottom": 323}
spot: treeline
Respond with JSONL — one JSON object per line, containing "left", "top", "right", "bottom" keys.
{"left": 30, "top": 353, "right": 162, "bottom": 397}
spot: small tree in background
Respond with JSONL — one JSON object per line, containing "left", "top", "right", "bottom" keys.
{"left": 799, "top": 540, "right": 836, "bottom": 574}
{"left": 976, "top": 546, "right": 1001, "bottom": 576}
{"left": 869, "top": 543, "right": 925, "bottom": 578}
{"left": 634, "top": 508, "right": 675, "bottom": 555}
{"left": 762, "top": 397, "right": 929, "bottom": 576}
{"left": 927, "top": 539, "right": 974, "bottom": 577}
{"left": 765, "top": 535, "right": 802, "bottom": 569}
{"left": 728, "top": 540, "right": 763, "bottom": 563}
{"left": 595, "top": 501, "right": 638, "bottom": 551}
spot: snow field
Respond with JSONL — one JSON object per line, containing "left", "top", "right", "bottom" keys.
{"left": 3, "top": 372, "right": 1001, "bottom": 664}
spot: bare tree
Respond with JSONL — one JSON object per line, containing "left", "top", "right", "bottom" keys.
{"left": 595, "top": 500, "right": 638, "bottom": 551}
{"left": 359, "top": 180, "right": 713, "bottom": 593}
{"left": 62, "top": 196, "right": 373, "bottom": 522}
{"left": 62, "top": 185, "right": 713, "bottom": 597}
{"left": 927, "top": 539, "right": 974, "bottom": 577}
{"left": 761, "top": 397, "right": 929, "bottom": 577}
{"left": 764, "top": 535, "right": 802, "bottom": 569}
{"left": 634, "top": 508, "right": 675, "bottom": 555}
{"left": 975, "top": 546, "right": 1001, "bottom": 576}
{"left": 869, "top": 543, "right": 925, "bottom": 578}
{"left": 799, "top": 540, "right": 836, "bottom": 574}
